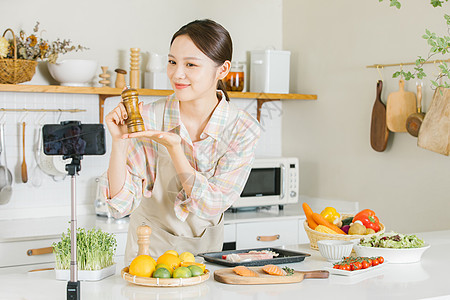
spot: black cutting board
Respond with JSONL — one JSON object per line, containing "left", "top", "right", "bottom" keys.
{"left": 198, "top": 247, "right": 311, "bottom": 267}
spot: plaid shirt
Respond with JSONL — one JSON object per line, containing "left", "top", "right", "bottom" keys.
{"left": 101, "top": 95, "right": 260, "bottom": 221}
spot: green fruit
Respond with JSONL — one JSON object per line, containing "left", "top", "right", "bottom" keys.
{"left": 172, "top": 266, "right": 192, "bottom": 278}
{"left": 187, "top": 265, "right": 203, "bottom": 277}
{"left": 152, "top": 267, "right": 171, "bottom": 278}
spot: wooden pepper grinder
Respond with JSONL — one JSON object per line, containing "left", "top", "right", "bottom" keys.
{"left": 121, "top": 87, "right": 145, "bottom": 133}
{"left": 114, "top": 68, "right": 127, "bottom": 89}
{"left": 130, "top": 48, "right": 140, "bottom": 89}
{"left": 137, "top": 224, "right": 152, "bottom": 256}
{"left": 99, "top": 66, "right": 111, "bottom": 87}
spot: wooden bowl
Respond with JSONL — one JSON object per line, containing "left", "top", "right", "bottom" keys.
{"left": 121, "top": 267, "right": 210, "bottom": 287}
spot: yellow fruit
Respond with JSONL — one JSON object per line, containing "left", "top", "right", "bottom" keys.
{"left": 179, "top": 251, "right": 195, "bottom": 263}
{"left": 155, "top": 263, "right": 173, "bottom": 275}
{"left": 173, "top": 266, "right": 192, "bottom": 278}
{"left": 164, "top": 250, "right": 179, "bottom": 257}
{"left": 180, "top": 261, "right": 206, "bottom": 272}
{"left": 129, "top": 255, "right": 156, "bottom": 277}
{"left": 157, "top": 253, "right": 181, "bottom": 271}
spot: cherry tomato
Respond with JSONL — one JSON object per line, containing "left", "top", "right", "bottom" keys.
{"left": 366, "top": 258, "right": 373, "bottom": 266}
{"left": 334, "top": 265, "right": 341, "bottom": 269}
{"left": 353, "top": 262, "right": 362, "bottom": 270}
{"left": 378, "top": 256, "right": 384, "bottom": 264}
{"left": 372, "top": 259, "right": 380, "bottom": 266}
{"left": 362, "top": 260, "right": 371, "bottom": 269}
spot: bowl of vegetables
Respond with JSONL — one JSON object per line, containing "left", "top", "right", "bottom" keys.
{"left": 354, "top": 232, "right": 430, "bottom": 264}
{"left": 302, "top": 204, "right": 385, "bottom": 250}
{"left": 52, "top": 227, "right": 117, "bottom": 281}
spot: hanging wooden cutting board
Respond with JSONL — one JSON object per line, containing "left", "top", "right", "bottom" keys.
{"left": 214, "top": 267, "right": 329, "bottom": 285}
{"left": 386, "top": 79, "right": 417, "bottom": 132}
{"left": 370, "top": 80, "right": 389, "bottom": 152}
{"left": 418, "top": 87, "right": 449, "bottom": 156}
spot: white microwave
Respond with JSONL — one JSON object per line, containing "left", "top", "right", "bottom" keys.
{"left": 231, "top": 157, "right": 299, "bottom": 210}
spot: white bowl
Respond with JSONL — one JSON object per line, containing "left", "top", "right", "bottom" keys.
{"left": 354, "top": 244, "right": 430, "bottom": 264}
{"left": 47, "top": 59, "right": 98, "bottom": 86}
{"left": 317, "top": 240, "right": 354, "bottom": 262}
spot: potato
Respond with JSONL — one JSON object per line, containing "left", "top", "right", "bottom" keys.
{"left": 348, "top": 223, "right": 366, "bottom": 235}
{"left": 365, "top": 228, "right": 376, "bottom": 235}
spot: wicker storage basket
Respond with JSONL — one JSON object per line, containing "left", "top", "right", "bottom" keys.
{"left": 0, "top": 28, "right": 38, "bottom": 84}
{"left": 303, "top": 214, "right": 385, "bottom": 250}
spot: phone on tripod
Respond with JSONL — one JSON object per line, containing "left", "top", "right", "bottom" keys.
{"left": 42, "top": 122, "right": 106, "bottom": 156}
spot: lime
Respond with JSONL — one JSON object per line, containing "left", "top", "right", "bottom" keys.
{"left": 155, "top": 263, "right": 173, "bottom": 275}
{"left": 187, "top": 265, "right": 204, "bottom": 276}
{"left": 172, "top": 266, "right": 192, "bottom": 278}
{"left": 152, "top": 267, "right": 171, "bottom": 278}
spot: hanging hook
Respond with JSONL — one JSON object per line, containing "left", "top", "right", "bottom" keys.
{"left": 19, "top": 111, "right": 29, "bottom": 123}
{"left": 35, "top": 112, "right": 46, "bottom": 126}
{"left": 56, "top": 109, "right": 63, "bottom": 123}
{"left": 376, "top": 65, "right": 384, "bottom": 82}
{"left": 0, "top": 112, "right": 6, "bottom": 125}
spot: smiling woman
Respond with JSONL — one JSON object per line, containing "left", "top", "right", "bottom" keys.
{"left": 101, "top": 19, "right": 261, "bottom": 265}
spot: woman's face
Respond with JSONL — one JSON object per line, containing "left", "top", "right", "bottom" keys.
{"left": 167, "top": 35, "right": 227, "bottom": 102}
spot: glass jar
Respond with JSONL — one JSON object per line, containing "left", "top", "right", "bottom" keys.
{"left": 225, "top": 62, "right": 245, "bottom": 92}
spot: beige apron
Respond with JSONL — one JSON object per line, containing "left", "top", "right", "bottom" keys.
{"left": 124, "top": 97, "right": 238, "bottom": 265}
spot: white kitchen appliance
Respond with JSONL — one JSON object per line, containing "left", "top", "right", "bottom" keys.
{"left": 231, "top": 157, "right": 299, "bottom": 210}
{"left": 250, "top": 50, "right": 291, "bottom": 93}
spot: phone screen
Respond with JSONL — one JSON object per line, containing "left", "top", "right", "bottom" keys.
{"left": 42, "top": 123, "right": 106, "bottom": 156}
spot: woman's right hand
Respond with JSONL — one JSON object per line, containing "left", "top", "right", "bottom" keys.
{"left": 105, "top": 102, "right": 129, "bottom": 142}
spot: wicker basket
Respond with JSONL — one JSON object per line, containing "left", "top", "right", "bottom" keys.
{"left": 0, "top": 28, "right": 38, "bottom": 84}
{"left": 304, "top": 214, "right": 385, "bottom": 250}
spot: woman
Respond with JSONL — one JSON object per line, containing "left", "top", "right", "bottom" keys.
{"left": 103, "top": 19, "right": 260, "bottom": 265}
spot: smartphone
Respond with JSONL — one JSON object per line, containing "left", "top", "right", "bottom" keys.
{"left": 42, "top": 122, "right": 106, "bottom": 156}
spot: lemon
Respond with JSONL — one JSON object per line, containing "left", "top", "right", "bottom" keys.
{"left": 179, "top": 251, "right": 195, "bottom": 263}
{"left": 152, "top": 267, "right": 171, "bottom": 278}
{"left": 173, "top": 266, "right": 192, "bottom": 278}
{"left": 164, "top": 250, "right": 179, "bottom": 257}
{"left": 129, "top": 255, "right": 156, "bottom": 277}
{"left": 155, "top": 263, "right": 173, "bottom": 275}
{"left": 187, "top": 265, "right": 203, "bottom": 277}
{"left": 157, "top": 253, "right": 181, "bottom": 271}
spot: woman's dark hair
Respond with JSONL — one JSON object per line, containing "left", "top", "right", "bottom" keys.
{"left": 171, "top": 19, "right": 232, "bottom": 101}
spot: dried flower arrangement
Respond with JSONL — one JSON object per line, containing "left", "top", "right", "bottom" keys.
{"left": 0, "top": 22, "right": 88, "bottom": 64}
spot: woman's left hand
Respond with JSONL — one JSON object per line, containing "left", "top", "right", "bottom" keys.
{"left": 122, "top": 130, "right": 181, "bottom": 150}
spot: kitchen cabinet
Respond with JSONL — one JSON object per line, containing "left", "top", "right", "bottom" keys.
{"left": 235, "top": 219, "right": 299, "bottom": 249}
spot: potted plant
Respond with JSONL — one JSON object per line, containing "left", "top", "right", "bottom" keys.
{"left": 0, "top": 22, "right": 87, "bottom": 84}
{"left": 379, "top": 0, "right": 449, "bottom": 88}
{"left": 52, "top": 227, "right": 117, "bottom": 281}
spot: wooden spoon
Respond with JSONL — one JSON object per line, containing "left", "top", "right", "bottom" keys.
{"left": 21, "top": 122, "right": 28, "bottom": 183}
{"left": 406, "top": 82, "right": 425, "bottom": 137}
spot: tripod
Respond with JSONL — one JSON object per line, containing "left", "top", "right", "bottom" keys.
{"left": 65, "top": 154, "right": 82, "bottom": 300}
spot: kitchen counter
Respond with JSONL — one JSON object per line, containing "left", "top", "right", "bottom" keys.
{"left": 1, "top": 230, "right": 449, "bottom": 300}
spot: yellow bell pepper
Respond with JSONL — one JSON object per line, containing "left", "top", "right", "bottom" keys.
{"left": 320, "top": 207, "right": 340, "bottom": 224}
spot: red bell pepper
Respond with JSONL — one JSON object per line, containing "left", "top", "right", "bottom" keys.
{"left": 352, "top": 209, "right": 380, "bottom": 232}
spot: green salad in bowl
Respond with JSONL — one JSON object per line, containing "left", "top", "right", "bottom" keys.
{"left": 354, "top": 232, "right": 430, "bottom": 264}
{"left": 359, "top": 232, "right": 425, "bottom": 249}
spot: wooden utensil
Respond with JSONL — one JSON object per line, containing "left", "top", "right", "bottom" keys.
{"left": 406, "top": 82, "right": 425, "bottom": 137}
{"left": 21, "top": 121, "right": 28, "bottom": 183}
{"left": 214, "top": 267, "right": 329, "bottom": 285}
{"left": 418, "top": 87, "right": 449, "bottom": 156}
{"left": 386, "top": 79, "right": 417, "bottom": 132}
{"left": 370, "top": 80, "right": 389, "bottom": 151}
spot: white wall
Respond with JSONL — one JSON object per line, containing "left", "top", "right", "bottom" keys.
{"left": 0, "top": 0, "right": 283, "bottom": 220}
{"left": 283, "top": 0, "right": 450, "bottom": 232}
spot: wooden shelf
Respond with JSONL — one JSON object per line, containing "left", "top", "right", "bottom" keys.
{"left": 0, "top": 84, "right": 317, "bottom": 122}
